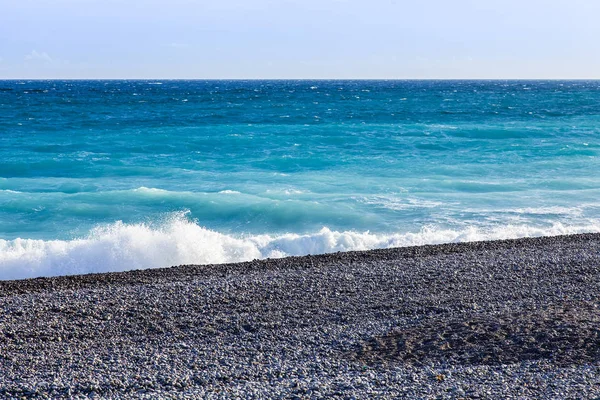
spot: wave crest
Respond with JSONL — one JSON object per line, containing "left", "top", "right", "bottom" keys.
{"left": 1, "top": 214, "right": 599, "bottom": 280}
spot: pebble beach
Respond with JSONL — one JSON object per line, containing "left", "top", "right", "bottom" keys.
{"left": 1, "top": 233, "right": 600, "bottom": 398}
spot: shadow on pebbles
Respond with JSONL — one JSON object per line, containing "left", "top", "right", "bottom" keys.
{"left": 352, "top": 301, "right": 600, "bottom": 367}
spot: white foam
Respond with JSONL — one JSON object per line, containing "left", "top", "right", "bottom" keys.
{"left": 465, "top": 206, "right": 585, "bottom": 217}
{"left": 1, "top": 214, "right": 599, "bottom": 281}
{"left": 510, "top": 206, "right": 583, "bottom": 216}
{"left": 284, "top": 189, "right": 304, "bottom": 195}
{"left": 358, "top": 195, "right": 444, "bottom": 210}
{"left": 131, "top": 187, "right": 173, "bottom": 197}
{"left": 266, "top": 188, "right": 305, "bottom": 195}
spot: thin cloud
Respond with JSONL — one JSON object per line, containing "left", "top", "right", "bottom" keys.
{"left": 25, "top": 50, "right": 53, "bottom": 63}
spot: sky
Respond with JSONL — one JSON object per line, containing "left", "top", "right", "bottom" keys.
{"left": 1, "top": 0, "right": 599, "bottom": 79}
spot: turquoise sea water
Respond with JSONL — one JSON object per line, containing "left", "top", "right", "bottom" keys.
{"left": 1, "top": 80, "right": 600, "bottom": 279}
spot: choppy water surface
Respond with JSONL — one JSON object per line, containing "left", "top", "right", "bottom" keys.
{"left": 1, "top": 80, "right": 599, "bottom": 279}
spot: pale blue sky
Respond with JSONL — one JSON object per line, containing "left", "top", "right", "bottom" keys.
{"left": 1, "top": 0, "right": 599, "bottom": 79}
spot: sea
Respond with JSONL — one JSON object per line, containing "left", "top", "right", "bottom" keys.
{"left": 1, "top": 80, "right": 599, "bottom": 280}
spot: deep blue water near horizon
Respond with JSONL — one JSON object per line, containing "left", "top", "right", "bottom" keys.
{"left": 1, "top": 80, "right": 600, "bottom": 279}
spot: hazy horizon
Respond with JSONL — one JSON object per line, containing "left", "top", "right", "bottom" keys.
{"left": 1, "top": 0, "right": 599, "bottom": 79}
{"left": 2, "top": 78, "right": 600, "bottom": 81}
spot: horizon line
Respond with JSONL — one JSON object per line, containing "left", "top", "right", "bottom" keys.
{"left": 1, "top": 78, "right": 600, "bottom": 81}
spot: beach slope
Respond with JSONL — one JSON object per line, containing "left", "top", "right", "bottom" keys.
{"left": 1, "top": 234, "right": 600, "bottom": 398}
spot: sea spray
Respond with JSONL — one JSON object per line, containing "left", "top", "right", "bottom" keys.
{"left": 1, "top": 212, "right": 599, "bottom": 280}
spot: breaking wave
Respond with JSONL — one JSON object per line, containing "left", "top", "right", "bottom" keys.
{"left": 1, "top": 213, "right": 599, "bottom": 281}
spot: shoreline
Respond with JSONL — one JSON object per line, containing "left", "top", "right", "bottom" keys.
{"left": 1, "top": 232, "right": 600, "bottom": 397}
{"left": 2, "top": 232, "right": 599, "bottom": 287}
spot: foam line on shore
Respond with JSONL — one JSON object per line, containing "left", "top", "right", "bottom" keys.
{"left": 1, "top": 213, "right": 599, "bottom": 280}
